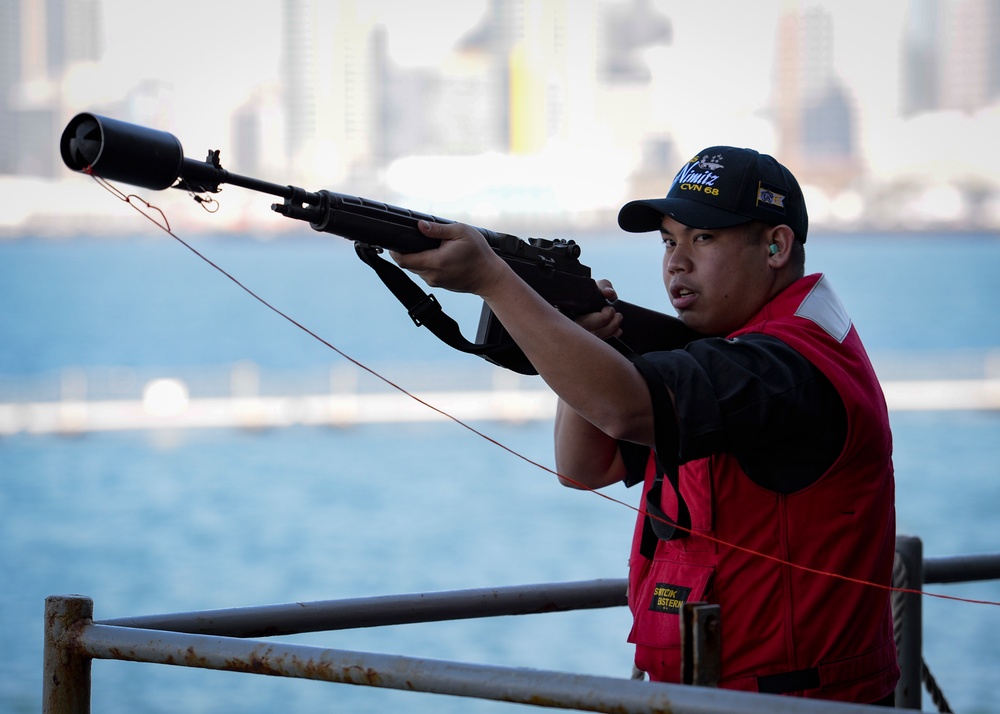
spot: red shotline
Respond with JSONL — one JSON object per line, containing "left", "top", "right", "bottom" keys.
{"left": 90, "top": 173, "right": 1000, "bottom": 610}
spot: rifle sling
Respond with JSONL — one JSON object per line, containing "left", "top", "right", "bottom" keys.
{"left": 352, "top": 242, "right": 678, "bottom": 378}
{"left": 354, "top": 242, "right": 522, "bottom": 364}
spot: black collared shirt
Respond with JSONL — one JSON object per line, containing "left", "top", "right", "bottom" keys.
{"left": 622, "top": 333, "right": 848, "bottom": 495}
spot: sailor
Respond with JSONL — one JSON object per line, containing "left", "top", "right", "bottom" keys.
{"left": 392, "top": 146, "right": 899, "bottom": 705}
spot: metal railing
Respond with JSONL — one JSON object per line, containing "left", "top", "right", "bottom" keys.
{"left": 891, "top": 536, "right": 1000, "bottom": 712}
{"left": 43, "top": 537, "right": 1000, "bottom": 713}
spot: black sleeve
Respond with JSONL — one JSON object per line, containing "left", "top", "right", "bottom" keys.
{"left": 632, "top": 333, "right": 847, "bottom": 494}
{"left": 619, "top": 440, "right": 651, "bottom": 488}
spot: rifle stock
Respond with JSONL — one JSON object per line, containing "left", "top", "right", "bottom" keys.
{"left": 60, "top": 112, "right": 702, "bottom": 374}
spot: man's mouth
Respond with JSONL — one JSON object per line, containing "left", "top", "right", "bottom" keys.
{"left": 671, "top": 285, "right": 697, "bottom": 310}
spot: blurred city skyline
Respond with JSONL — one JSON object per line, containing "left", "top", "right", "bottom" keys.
{"left": 2, "top": 0, "right": 999, "bottom": 236}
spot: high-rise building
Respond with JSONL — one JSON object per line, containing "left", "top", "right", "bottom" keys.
{"left": 902, "top": 0, "right": 1000, "bottom": 116}
{"left": 439, "top": 0, "right": 671, "bottom": 165}
{"left": 280, "top": 0, "right": 377, "bottom": 185}
{"left": 938, "top": 0, "right": 999, "bottom": 112}
{"left": 0, "top": 0, "right": 102, "bottom": 177}
{"left": 772, "top": 2, "right": 858, "bottom": 191}
{"left": 457, "top": 0, "right": 569, "bottom": 155}
{"left": 0, "top": 1, "right": 19, "bottom": 175}
{"left": 902, "top": 0, "right": 939, "bottom": 115}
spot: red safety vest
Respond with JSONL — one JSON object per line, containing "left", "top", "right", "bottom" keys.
{"left": 628, "top": 273, "right": 899, "bottom": 703}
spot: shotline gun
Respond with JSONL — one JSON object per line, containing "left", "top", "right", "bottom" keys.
{"left": 59, "top": 112, "right": 699, "bottom": 375}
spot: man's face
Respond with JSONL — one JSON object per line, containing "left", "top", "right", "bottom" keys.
{"left": 659, "top": 215, "right": 775, "bottom": 335}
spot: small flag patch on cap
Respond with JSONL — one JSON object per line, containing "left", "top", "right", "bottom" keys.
{"left": 757, "top": 182, "right": 787, "bottom": 211}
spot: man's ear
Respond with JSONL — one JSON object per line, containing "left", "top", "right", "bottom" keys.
{"left": 766, "top": 224, "right": 795, "bottom": 266}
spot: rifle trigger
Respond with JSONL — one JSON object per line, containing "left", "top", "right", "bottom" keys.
{"left": 407, "top": 293, "right": 441, "bottom": 327}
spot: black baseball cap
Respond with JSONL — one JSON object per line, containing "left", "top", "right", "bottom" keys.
{"left": 618, "top": 146, "right": 808, "bottom": 243}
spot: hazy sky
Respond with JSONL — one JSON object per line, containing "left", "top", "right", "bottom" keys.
{"left": 84, "top": 1, "right": 897, "bottom": 120}
{"left": 78, "top": 1, "right": 969, "bottom": 174}
{"left": 47, "top": 0, "right": 1000, "bottom": 219}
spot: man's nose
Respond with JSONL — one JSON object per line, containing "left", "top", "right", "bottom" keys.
{"left": 666, "top": 244, "right": 690, "bottom": 274}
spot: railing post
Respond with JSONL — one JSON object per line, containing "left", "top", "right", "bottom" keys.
{"left": 44, "top": 595, "right": 93, "bottom": 714}
{"left": 893, "top": 535, "right": 923, "bottom": 710}
{"left": 680, "top": 602, "right": 721, "bottom": 688}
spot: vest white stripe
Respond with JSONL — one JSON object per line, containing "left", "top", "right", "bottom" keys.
{"left": 794, "top": 274, "right": 852, "bottom": 343}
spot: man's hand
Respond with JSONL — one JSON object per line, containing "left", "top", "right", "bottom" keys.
{"left": 575, "top": 279, "right": 623, "bottom": 340}
{"left": 390, "top": 220, "right": 507, "bottom": 296}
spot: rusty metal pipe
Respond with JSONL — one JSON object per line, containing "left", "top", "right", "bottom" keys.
{"left": 76, "top": 622, "right": 891, "bottom": 714}
{"left": 99, "top": 579, "right": 628, "bottom": 638}
{"left": 43, "top": 596, "right": 93, "bottom": 714}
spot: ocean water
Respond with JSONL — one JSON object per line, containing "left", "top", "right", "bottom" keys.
{"left": 1, "top": 229, "right": 999, "bottom": 713}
